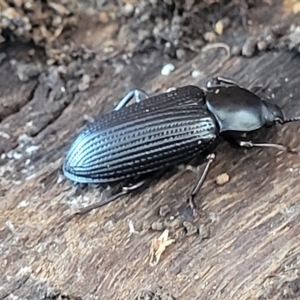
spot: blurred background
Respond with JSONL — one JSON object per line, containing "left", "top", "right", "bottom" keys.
{"left": 0, "top": 0, "right": 299, "bottom": 80}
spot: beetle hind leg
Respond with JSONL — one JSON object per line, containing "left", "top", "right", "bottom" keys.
{"left": 57, "top": 180, "right": 147, "bottom": 227}
{"left": 114, "top": 89, "right": 149, "bottom": 110}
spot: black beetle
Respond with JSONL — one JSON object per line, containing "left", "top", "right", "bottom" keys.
{"left": 62, "top": 76, "right": 300, "bottom": 218}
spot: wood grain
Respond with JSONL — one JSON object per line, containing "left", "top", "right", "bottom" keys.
{"left": 1, "top": 47, "right": 300, "bottom": 299}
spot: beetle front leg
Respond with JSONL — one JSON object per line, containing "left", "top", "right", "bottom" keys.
{"left": 238, "top": 141, "right": 300, "bottom": 155}
{"left": 114, "top": 89, "right": 149, "bottom": 110}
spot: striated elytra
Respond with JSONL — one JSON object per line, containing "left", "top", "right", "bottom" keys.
{"left": 63, "top": 85, "right": 216, "bottom": 183}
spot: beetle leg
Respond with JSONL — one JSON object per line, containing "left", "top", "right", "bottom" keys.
{"left": 121, "top": 180, "right": 147, "bottom": 192}
{"left": 58, "top": 180, "right": 146, "bottom": 225}
{"left": 238, "top": 141, "right": 300, "bottom": 155}
{"left": 114, "top": 89, "right": 149, "bottom": 110}
{"left": 216, "top": 76, "right": 240, "bottom": 86}
{"left": 206, "top": 76, "right": 241, "bottom": 88}
{"left": 188, "top": 153, "right": 216, "bottom": 210}
{"left": 78, "top": 180, "right": 146, "bottom": 214}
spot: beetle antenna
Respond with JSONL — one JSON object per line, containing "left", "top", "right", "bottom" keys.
{"left": 282, "top": 117, "right": 300, "bottom": 124}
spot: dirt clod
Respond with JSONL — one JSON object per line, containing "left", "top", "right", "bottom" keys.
{"left": 151, "top": 219, "right": 165, "bottom": 231}
{"left": 199, "top": 224, "right": 210, "bottom": 239}
{"left": 183, "top": 221, "right": 198, "bottom": 236}
{"left": 159, "top": 205, "right": 171, "bottom": 217}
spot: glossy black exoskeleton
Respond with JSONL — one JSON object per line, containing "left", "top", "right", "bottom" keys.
{"left": 62, "top": 77, "right": 300, "bottom": 218}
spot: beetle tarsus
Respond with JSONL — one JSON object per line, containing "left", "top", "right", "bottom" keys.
{"left": 239, "top": 141, "right": 300, "bottom": 155}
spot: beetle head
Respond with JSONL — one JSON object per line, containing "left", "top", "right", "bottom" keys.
{"left": 263, "top": 100, "right": 300, "bottom": 126}
{"left": 206, "top": 85, "right": 300, "bottom": 133}
{"left": 261, "top": 100, "right": 284, "bottom": 126}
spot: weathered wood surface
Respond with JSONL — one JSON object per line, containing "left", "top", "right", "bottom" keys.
{"left": 1, "top": 44, "right": 300, "bottom": 300}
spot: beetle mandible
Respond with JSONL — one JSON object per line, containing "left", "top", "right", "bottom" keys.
{"left": 63, "top": 76, "right": 300, "bottom": 219}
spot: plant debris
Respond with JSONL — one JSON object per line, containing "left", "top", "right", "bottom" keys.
{"left": 149, "top": 229, "right": 175, "bottom": 266}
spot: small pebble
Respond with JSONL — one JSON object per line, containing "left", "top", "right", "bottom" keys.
{"left": 204, "top": 32, "right": 216, "bottom": 43}
{"left": 13, "top": 152, "right": 23, "bottom": 160}
{"left": 122, "top": 3, "right": 134, "bottom": 17}
{"left": 99, "top": 12, "right": 109, "bottom": 23}
{"left": 215, "top": 17, "right": 231, "bottom": 35}
{"left": 25, "top": 145, "right": 39, "bottom": 155}
{"left": 191, "top": 70, "right": 201, "bottom": 78}
{"left": 257, "top": 41, "right": 267, "bottom": 52}
{"left": 17, "top": 200, "right": 29, "bottom": 208}
{"left": 194, "top": 274, "right": 200, "bottom": 280}
{"left": 27, "top": 49, "right": 35, "bottom": 56}
{"left": 242, "top": 37, "right": 257, "bottom": 57}
{"left": 83, "top": 115, "right": 95, "bottom": 123}
{"left": 46, "top": 59, "right": 55, "bottom": 66}
{"left": 231, "top": 45, "right": 242, "bottom": 56}
{"left": 216, "top": 173, "right": 230, "bottom": 186}
{"left": 2, "top": 7, "right": 20, "bottom": 19}
{"left": 0, "top": 131, "right": 10, "bottom": 139}
{"left": 161, "top": 63, "right": 175, "bottom": 76}
{"left": 175, "top": 48, "right": 186, "bottom": 60}
{"left": 78, "top": 74, "right": 90, "bottom": 92}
